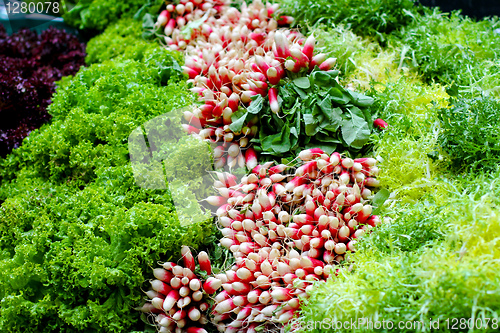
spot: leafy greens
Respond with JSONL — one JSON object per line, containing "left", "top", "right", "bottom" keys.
{"left": 232, "top": 69, "right": 377, "bottom": 159}
{"left": 0, "top": 19, "right": 212, "bottom": 333}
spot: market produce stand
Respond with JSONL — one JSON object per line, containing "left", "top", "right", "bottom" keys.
{"left": 1, "top": 0, "right": 500, "bottom": 332}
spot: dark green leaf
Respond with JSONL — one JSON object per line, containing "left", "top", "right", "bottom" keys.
{"left": 247, "top": 94, "right": 265, "bottom": 114}
{"left": 349, "top": 106, "right": 366, "bottom": 120}
{"left": 142, "top": 13, "right": 155, "bottom": 29}
{"left": 446, "top": 83, "right": 459, "bottom": 97}
{"left": 229, "top": 112, "right": 249, "bottom": 133}
{"left": 293, "top": 85, "right": 308, "bottom": 99}
{"left": 319, "top": 97, "right": 343, "bottom": 131}
{"left": 261, "top": 127, "right": 292, "bottom": 154}
{"left": 328, "top": 87, "right": 351, "bottom": 105}
{"left": 311, "top": 70, "right": 339, "bottom": 86}
{"left": 304, "top": 114, "right": 320, "bottom": 136}
{"left": 341, "top": 113, "right": 371, "bottom": 149}
{"left": 315, "top": 132, "right": 341, "bottom": 143}
{"left": 293, "top": 77, "right": 311, "bottom": 89}
{"left": 347, "top": 90, "right": 375, "bottom": 107}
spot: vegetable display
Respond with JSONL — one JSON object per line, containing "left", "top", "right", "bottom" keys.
{"left": 139, "top": 246, "right": 212, "bottom": 332}
{"left": 209, "top": 149, "right": 382, "bottom": 332}
{"left": 1, "top": 1, "right": 500, "bottom": 333}
{"left": 0, "top": 25, "right": 86, "bottom": 157}
{"left": 0, "top": 20, "right": 211, "bottom": 333}
{"left": 149, "top": 0, "right": 380, "bottom": 167}
{"left": 142, "top": 148, "right": 383, "bottom": 332}
{"left": 246, "top": 70, "right": 376, "bottom": 158}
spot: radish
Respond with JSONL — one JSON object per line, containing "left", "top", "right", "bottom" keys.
{"left": 236, "top": 305, "right": 253, "bottom": 320}
{"left": 277, "top": 310, "right": 295, "bottom": 323}
{"left": 196, "top": 146, "right": 383, "bottom": 329}
{"left": 232, "top": 281, "right": 252, "bottom": 293}
{"left": 176, "top": 318, "right": 187, "bottom": 329}
{"left": 164, "top": 18, "right": 176, "bottom": 36}
{"left": 261, "top": 304, "right": 279, "bottom": 317}
{"left": 285, "top": 59, "right": 302, "bottom": 73}
{"left": 172, "top": 308, "right": 187, "bottom": 321}
{"left": 183, "top": 267, "right": 196, "bottom": 280}
{"left": 176, "top": 3, "right": 186, "bottom": 15}
{"left": 151, "top": 297, "right": 165, "bottom": 310}
{"left": 145, "top": 290, "right": 163, "bottom": 300}
{"left": 268, "top": 87, "right": 279, "bottom": 114}
{"left": 157, "top": 10, "right": 171, "bottom": 27}
{"left": 274, "top": 31, "right": 290, "bottom": 59}
{"left": 356, "top": 205, "right": 373, "bottom": 223}
{"left": 318, "top": 57, "right": 337, "bottom": 71}
{"left": 151, "top": 280, "right": 172, "bottom": 295}
{"left": 198, "top": 251, "right": 212, "bottom": 274}
{"left": 203, "top": 277, "right": 222, "bottom": 294}
{"left": 302, "top": 35, "right": 315, "bottom": 60}
{"left": 214, "top": 290, "right": 230, "bottom": 303}
{"left": 271, "top": 287, "right": 292, "bottom": 301}
{"left": 334, "top": 242, "right": 347, "bottom": 255}
{"left": 364, "top": 177, "right": 380, "bottom": 187}
{"left": 245, "top": 147, "right": 258, "bottom": 170}
{"left": 277, "top": 15, "right": 294, "bottom": 25}
{"left": 189, "top": 279, "right": 202, "bottom": 291}
{"left": 299, "top": 149, "right": 324, "bottom": 162}
{"left": 215, "top": 299, "right": 235, "bottom": 313}
{"left": 255, "top": 55, "right": 271, "bottom": 74}
{"left": 206, "top": 196, "right": 227, "bottom": 206}
{"left": 337, "top": 225, "right": 350, "bottom": 243}
{"left": 354, "top": 157, "right": 378, "bottom": 168}
{"left": 171, "top": 277, "right": 182, "bottom": 289}
{"left": 374, "top": 118, "right": 389, "bottom": 129}
{"left": 347, "top": 240, "right": 357, "bottom": 252}
{"left": 181, "top": 246, "right": 196, "bottom": 272}
{"left": 236, "top": 267, "right": 253, "bottom": 281}
{"left": 291, "top": 48, "right": 309, "bottom": 68}
{"left": 163, "top": 289, "right": 180, "bottom": 312}
{"left": 188, "top": 307, "right": 202, "bottom": 321}
{"left": 259, "top": 290, "right": 272, "bottom": 304}
{"left": 308, "top": 53, "right": 326, "bottom": 70}
{"left": 186, "top": 328, "right": 208, "bottom": 333}
{"left": 137, "top": 302, "right": 162, "bottom": 314}
{"left": 266, "top": 67, "right": 280, "bottom": 85}
{"left": 199, "top": 302, "right": 209, "bottom": 312}
{"left": 233, "top": 295, "right": 248, "bottom": 307}
{"left": 192, "top": 290, "right": 203, "bottom": 302}
{"left": 247, "top": 289, "right": 262, "bottom": 303}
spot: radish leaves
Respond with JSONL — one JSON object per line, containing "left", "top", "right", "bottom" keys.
{"left": 250, "top": 70, "right": 376, "bottom": 158}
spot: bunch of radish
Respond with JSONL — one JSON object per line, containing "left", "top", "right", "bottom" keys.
{"left": 139, "top": 148, "right": 383, "bottom": 332}
{"left": 139, "top": 246, "right": 221, "bottom": 333}
{"left": 204, "top": 148, "right": 382, "bottom": 331}
{"left": 156, "top": 0, "right": 337, "bottom": 168}
{"left": 155, "top": 0, "right": 231, "bottom": 50}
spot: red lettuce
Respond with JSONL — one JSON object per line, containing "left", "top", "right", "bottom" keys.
{"left": 0, "top": 25, "right": 86, "bottom": 156}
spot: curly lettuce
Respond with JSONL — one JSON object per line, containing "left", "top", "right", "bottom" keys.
{"left": 0, "top": 19, "right": 210, "bottom": 333}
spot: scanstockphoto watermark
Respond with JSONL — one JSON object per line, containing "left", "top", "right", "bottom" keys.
{"left": 291, "top": 317, "right": 500, "bottom": 331}
{"left": 291, "top": 317, "right": 423, "bottom": 331}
